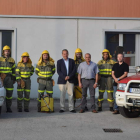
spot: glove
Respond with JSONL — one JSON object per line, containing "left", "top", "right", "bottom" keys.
{"left": 21, "top": 79, "right": 25, "bottom": 89}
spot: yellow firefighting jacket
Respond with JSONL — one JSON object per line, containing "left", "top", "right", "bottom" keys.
{"left": 16, "top": 62, "right": 34, "bottom": 81}
{"left": 0, "top": 57, "right": 16, "bottom": 78}
{"left": 98, "top": 59, "right": 115, "bottom": 76}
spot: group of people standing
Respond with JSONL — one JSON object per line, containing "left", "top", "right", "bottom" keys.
{"left": 0, "top": 45, "right": 129, "bottom": 114}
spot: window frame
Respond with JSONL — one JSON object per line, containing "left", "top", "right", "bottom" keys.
{"left": 0, "top": 28, "right": 17, "bottom": 63}
{"left": 103, "top": 29, "right": 140, "bottom": 73}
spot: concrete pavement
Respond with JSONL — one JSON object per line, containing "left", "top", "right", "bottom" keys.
{"left": 0, "top": 100, "right": 139, "bottom": 140}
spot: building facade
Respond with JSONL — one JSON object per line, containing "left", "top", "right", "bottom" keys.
{"left": 0, "top": 0, "right": 140, "bottom": 98}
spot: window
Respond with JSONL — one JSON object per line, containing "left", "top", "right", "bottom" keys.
{"left": 106, "top": 32, "right": 135, "bottom": 66}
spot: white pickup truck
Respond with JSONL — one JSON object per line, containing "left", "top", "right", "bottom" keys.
{"left": 0, "top": 78, "right": 5, "bottom": 114}
{"left": 116, "top": 67, "right": 140, "bottom": 118}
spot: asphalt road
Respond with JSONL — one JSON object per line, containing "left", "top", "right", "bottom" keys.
{"left": 0, "top": 100, "right": 139, "bottom": 140}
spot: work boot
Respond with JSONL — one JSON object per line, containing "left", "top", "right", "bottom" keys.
{"left": 92, "top": 110, "right": 98, "bottom": 113}
{"left": 113, "top": 110, "right": 120, "bottom": 114}
{"left": 110, "top": 107, "right": 114, "bottom": 112}
{"left": 6, "top": 108, "right": 12, "bottom": 113}
{"left": 97, "top": 107, "right": 102, "bottom": 111}
{"left": 24, "top": 109, "right": 29, "bottom": 112}
{"left": 85, "top": 106, "right": 88, "bottom": 111}
{"left": 79, "top": 109, "right": 85, "bottom": 113}
{"left": 59, "top": 110, "right": 65, "bottom": 113}
{"left": 18, "top": 108, "right": 22, "bottom": 112}
{"left": 38, "top": 107, "right": 41, "bottom": 112}
{"left": 70, "top": 110, "right": 76, "bottom": 113}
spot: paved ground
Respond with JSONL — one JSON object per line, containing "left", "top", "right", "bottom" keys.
{"left": 0, "top": 99, "right": 140, "bottom": 140}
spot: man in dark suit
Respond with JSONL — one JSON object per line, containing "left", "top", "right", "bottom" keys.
{"left": 57, "top": 49, "right": 76, "bottom": 113}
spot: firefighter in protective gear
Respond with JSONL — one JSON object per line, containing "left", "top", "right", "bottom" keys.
{"left": 35, "top": 50, "right": 55, "bottom": 112}
{"left": 0, "top": 45, "right": 16, "bottom": 113}
{"left": 74, "top": 48, "right": 88, "bottom": 110}
{"left": 97, "top": 49, "right": 115, "bottom": 112}
{"left": 16, "top": 52, "right": 34, "bottom": 112}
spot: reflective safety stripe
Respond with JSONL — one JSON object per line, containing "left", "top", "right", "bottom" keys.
{"left": 24, "top": 89, "right": 30, "bottom": 92}
{"left": 35, "top": 68, "right": 40, "bottom": 71}
{"left": 99, "top": 90, "right": 105, "bottom": 93}
{"left": 38, "top": 90, "right": 45, "bottom": 93}
{"left": 17, "top": 97, "right": 23, "bottom": 100}
{"left": 6, "top": 96, "right": 12, "bottom": 99}
{"left": 99, "top": 72, "right": 112, "bottom": 75}
{"left": 98, "top": 98, "right": 104, "bottom": 102}
{"left": 16, "top": 69, "right": 20, "bottom": 72}
{"left": 99, "top": 69, "right": 112, "bottom": 71}
{"left": 5, "top": 88, "right": 14, "bottom": 90}
{"left": 21, "top": 75, "right": 30, "bottom": 78}
{"left": 47, "top": 91, "right": 53, "bottom": 94}
{"left": 17, "top": 89, "right": 24, "bottom": 91}
{"left": 0, "top": 70, "right": 12, "bottom": 73}
{"left": 38, "top": 73, "right": 52, "bottom": 77}
{"left": 16, "top": 77, "right": 21, "bottom": 80}
{"left": 37, "top": 98, "right": 41, "bottom": 102}
{"left": 40, "top": 71, "right": 52, "bottom": 74}
{"left": 107, "top": 99, "right": 114, "bottom": 102}
{"left": 107, "top": 90, "right": 114, "bottom": 93}
{"left": 20, "top": 72, "right": 31, "bottom": 74}
{"left": 24, "top": 98, "right": 30, "bottom": 101}
{"left": 0, "top": 67, "right": 11, "bottom": 70}
{"left": 52, "top": 68, "right": 56, "bottom": 71}
{"left": 12, "top": 74, "right": 16, "bottom": 76}
{"left": 12, "top": 64, "right": 15, "bottom": 68}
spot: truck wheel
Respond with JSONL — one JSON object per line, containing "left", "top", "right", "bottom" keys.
{"left": 119, "top": 107, "right": 140, "bottom": 118}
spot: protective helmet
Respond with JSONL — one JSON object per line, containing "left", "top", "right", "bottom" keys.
{"left": 102, "top": 49, "right": 112, "bottom": 59}
{"left": 74, "top": 48, "right": 85, "bottom": 61}
{"left": 42, "top": 50, "right": 49, "bottom": 54}
{"left": 3, "top": 45, "right": 10, "bottom": 50}
{"left": 21, "top": 52, "right": 29, "bottom": 57}
{"left": 38, "top": 50, "right": 54, "bottom": 65}
{"left": 75, "top": 48, "right": 82, "bottom": 53}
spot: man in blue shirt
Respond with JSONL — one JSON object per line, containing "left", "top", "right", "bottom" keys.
{"left": 78, "top": 53, "right": 99, "bottom": 113}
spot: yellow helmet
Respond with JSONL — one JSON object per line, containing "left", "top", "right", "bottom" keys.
{"left": 102, "top": 49, "right": 112, "bottom": 59}
{"left": 102, "top": 49, "right": 109, "bottom": 54}
{"left": 3, "top": 45, "right": 10, "bottom": 50}
{"left": 75, "top": 48, "right": 82, "bottom": 53}
{"left": 42, "top": 50, "right": 49, "bottom": 54}
{"left": 74, "top": 48, "right": 85, "bottom": 61}
{"left": 21, "top": 52, "right": 29, "bottom": 57}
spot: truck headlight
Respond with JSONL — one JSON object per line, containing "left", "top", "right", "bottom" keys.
{"left": 118, "top": 83, "right": 127, "bottom": 91}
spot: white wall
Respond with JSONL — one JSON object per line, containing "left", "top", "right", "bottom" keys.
{"left": 0, "top": 18, "right": 140, "bottom": 99}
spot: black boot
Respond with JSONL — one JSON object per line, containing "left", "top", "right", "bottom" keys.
{"left": 38, "top": 107, "right": 41, "bottom": 112}
{"left": 98, "top": 107, "right": 102, "bottom": 111}
{"left": 18, "top": 108, "right": 22, "bottom": 112}
{"left": 85, "top": 106, "right": 88, "bottom": 111}
{"left": 24, "top": 109, "right": 29, "bottom": 112}
{"left": 6, "top": 108, "right": 12, "bottom": 113}
{"left": 110, "top": 107, "right": 114, "bottom": 112}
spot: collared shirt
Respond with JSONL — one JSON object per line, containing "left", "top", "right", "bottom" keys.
{"left": 63, "top": 58, "right": 69, "bottom": 75}
{"left": 77, "top": 61, "right": 99, "bottom": 79}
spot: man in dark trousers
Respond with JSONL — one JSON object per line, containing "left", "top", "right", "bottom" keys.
{"left": 78, "top": 53, "right": 99, "bottom": 113}
{"left": 57, "top": 49, "right": 76, "bottom": 113}
{"left": 112, "top": 53, "right": 129, "bottom": 114}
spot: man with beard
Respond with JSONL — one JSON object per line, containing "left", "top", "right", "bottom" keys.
{"left": 74, "top": 48, "right": 88, "bottom": 111}
{"left": 0, "top": 45, "right": 16, "bottom": 113}
{"left": 97, "top": 49, "right": 115, "bottom": 112}
{"left": 35, "top": 50, "right": 55, "bottom": 112}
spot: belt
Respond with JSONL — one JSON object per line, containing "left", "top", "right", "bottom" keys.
{"left": 82, "top": 78, "right": 95, "bottom": 80}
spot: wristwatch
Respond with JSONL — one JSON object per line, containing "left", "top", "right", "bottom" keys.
{"left": 118, "top": 78, "right": 120, "bottom": 81}
{"left": 95, "top": 83, "right": 98, "bottom": 85}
